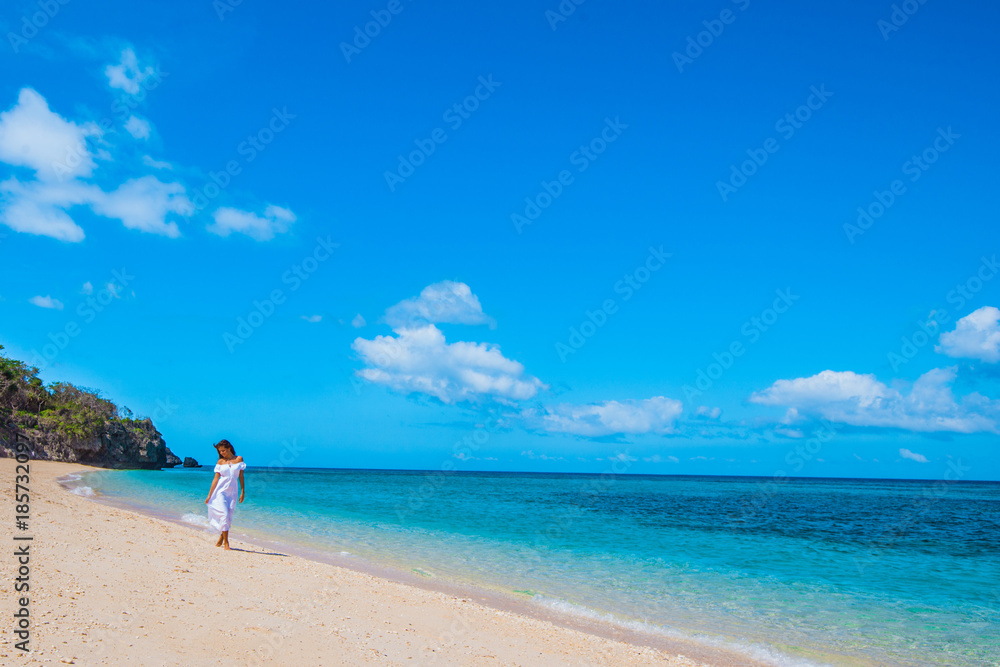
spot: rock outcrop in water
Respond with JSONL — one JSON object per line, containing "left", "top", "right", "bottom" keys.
{"left": 0, "top": 345, "right": 184, "bottom": 469}
{"left": 182, "top": 457, "right": 201, "bottom": 468}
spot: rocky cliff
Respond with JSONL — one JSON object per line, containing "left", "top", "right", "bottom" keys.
{"left": 0, "top": 345, "right": 182, "bottom": 470}
{"left": 0, "top": 415, "right": 176, "bottom": 470}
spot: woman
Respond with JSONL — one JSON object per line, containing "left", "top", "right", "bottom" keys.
{"left": 204, "top": 439, "right": 246, "bottom": 550}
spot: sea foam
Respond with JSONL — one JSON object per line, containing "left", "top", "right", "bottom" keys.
{"left": 531, "top": 595, "right": 822, "bottom": 667}
{"left": 181, "top": 513, "right": 212, "bottom": 529}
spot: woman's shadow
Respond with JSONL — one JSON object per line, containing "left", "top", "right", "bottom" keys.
{"left": 226, "top": 546, "right": 290, "bottom": 557}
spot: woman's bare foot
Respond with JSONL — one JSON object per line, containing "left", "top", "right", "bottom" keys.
{"left": 215, "top": 535, "right": 224, "bottom": 547}
{"left": 223, "top": 543, "right": 231, "bottom": 550}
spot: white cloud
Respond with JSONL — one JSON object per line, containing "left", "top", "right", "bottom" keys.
{"left": 520, "top": 450, "right": 564, "bottom": 461}
{"left": 81, "top": 281, "right": 93, "bottom": 294}
{"left": 353, "top": 323, "right": 544, "bottom": 404}
{"left": 643, "top": 454, "right": 679, "bottom": 463}
{"left": 937, "top": 306, "right": 1000, "bottom": 363}
{"left": 384, "top": 281, "right": 494, "bottom": 329}
{"left": 0, "top": 174, "right": 191, "bottom": 241}
{"left": 90, "top": 176, "right": 193, "bottom": 237}
{"left": 29, "top": 295, "right": 63, "bottom": 310}
{"left": 0, "top": 88, "right": 100, "bottom": 181}
{"left": 781, "top": 407, "right": 801, "bottom": 424}
{"left": 534, "top": 396, "right": 684, "bottom": 437}
{"left": 695, "top": 406, "right": 722, "bottom": 419}
{"left": 354, "top": 282, "right": 536, "bottom": 404}
{"left": 899, "top": 448, "right": 929, "bottom": 463}
{"left": 0, "top": 81, "right": 290, "bottom": 243}
{"left": 351, "top": 313, "right": 366, "bottom": 328}
{"left": 0, "top": 177, "right": 98, "bottom": 242}
{"left": 301, "top": 315, "right": 322, "bottom": 323}
{"left": 208, "top": 205, "right": 296, "bottom": 241}
{"left": 141, "top": 155, "right": 172, "bottom": 170}
{"left": 751, "top": 368, "right": 997, "bottom": 433}
{"left": 454, "top": 452, "right": 498, "bottom": 461}
{"left": 0, "top": 90, "right": 193, "bottom": 241}
{"left": 124, "top": 115, "right": 151, "bottom": 140}
{"left": 754, "top": 370, "right": 889, "bottom": 407}
{"left": 105, "top": 48, "right": 154, "bottom": 95}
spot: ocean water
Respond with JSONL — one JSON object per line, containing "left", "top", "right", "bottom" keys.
{"left": 67, "top": 468, "right": 1000, "bottom": 666}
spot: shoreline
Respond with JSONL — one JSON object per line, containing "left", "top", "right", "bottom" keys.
{"left": 66, "top": 472, "right": 793, "bottom": 666}
{"left": 0, "top": 459, "right": 779, "bottom": 666}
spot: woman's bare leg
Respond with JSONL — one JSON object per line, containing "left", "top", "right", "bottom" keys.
{"left": 222, "top": 530, "right": 231, "bottom": 550}
{"left": 215, "top": 533, "right": 224, "bottom": 547}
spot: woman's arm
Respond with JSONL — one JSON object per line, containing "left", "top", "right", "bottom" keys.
{"left": 238, "top": 468, "right": 245, "bottom": 503}
{"left": 205, "top": 473, "right": 220, "bottom": 503}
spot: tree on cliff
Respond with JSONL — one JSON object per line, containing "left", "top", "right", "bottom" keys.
{"left": 0, "top": 345, "right": 48, "bottom": 431}
{"left": 0, "top": 345, "right": 177, "bottom": 468}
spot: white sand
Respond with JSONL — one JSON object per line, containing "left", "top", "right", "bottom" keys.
{"left": 0, "top": 460, "right": 761, "bottom": 666}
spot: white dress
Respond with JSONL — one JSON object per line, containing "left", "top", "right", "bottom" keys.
{"left": 207, "top": 461, "right": 245, "bottom": 532}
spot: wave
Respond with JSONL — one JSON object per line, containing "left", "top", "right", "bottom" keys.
{"left": 181, "top": 513, "right": 212, "bottom": 529}
{"left": 69, "top": 486, "right": 95, "bottom": 497}
{"left": 530, "top": 596, "right": 823, "bottom": 667}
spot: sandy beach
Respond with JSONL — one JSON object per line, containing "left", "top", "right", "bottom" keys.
{"left": 0, "top": 460, "right": 763, "bottom": 666}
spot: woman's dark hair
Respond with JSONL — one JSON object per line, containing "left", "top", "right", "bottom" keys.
{"left": 214, "top": 439, "right": 236, "bottom": 455}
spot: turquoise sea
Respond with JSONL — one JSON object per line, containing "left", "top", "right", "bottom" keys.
{"left": 64, "top": 468, "right": 1000, "bottom": 666}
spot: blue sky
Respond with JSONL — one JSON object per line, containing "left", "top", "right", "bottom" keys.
{"left": 1, "top": 0, "right": 998, "bottom": 480}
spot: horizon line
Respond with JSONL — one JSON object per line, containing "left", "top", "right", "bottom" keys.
{"left": 163, "top": 464, "right": 999, "bottom": 483}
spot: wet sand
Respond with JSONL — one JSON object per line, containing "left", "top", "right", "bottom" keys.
{"left": 0, "top": 459, "right": 765, "bottom": 666}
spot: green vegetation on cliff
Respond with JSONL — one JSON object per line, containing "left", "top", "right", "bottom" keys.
{"left": 0, "top": 345, "right": 179, "bottom": 469}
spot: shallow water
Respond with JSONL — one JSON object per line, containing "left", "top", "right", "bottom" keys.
{"left": 72, "top": 468, "right": 1000, "bottom": 666}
